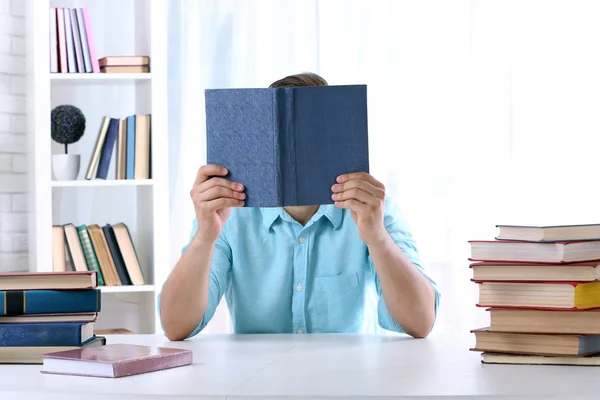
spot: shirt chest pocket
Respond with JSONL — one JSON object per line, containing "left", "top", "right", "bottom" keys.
{"left": 312, "top": 271, "right": 363, "bottom": 333}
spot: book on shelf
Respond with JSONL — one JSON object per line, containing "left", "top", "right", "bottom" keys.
{"left": 0, "top": 271, "right": 105, "bottom": 364}
{"left": 84, "top": 114, "right": 151, "bottom": 181}
{"left": 50, "top": 7, "right": 99, "bottom": 73}
{"left": 99, "top": 56, "right": 150, "bottom": 74}
{"left": 205, "top": 84, "right": 369, "bottom": 207}
{"left": 469, "top": 223, "right": 600, "bottom": 365}
{"left": 52, "top": 222, "right": 145, "bottom": 286}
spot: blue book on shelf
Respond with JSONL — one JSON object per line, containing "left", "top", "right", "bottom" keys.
{"left": 126, "top": 115, "right": 136, "bottom": 179}
{"left": 205, "top": 84, "right": 369, "bottom": 207}
{"left": 96, "top": 117, "right": 119, "bottom": 179}
{"left": 0, "top": 322, "right": 95, "bottom": 346}
{"left": 0, "top": 289, "right": 101, "bottom": 316}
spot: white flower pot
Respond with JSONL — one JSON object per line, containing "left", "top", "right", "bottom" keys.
{"left": 52, "top": 154, "right": 81, "bottom": 181}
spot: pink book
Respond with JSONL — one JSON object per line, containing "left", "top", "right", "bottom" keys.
{"left": 81, "top": 7, "right": 100, "bottom": 73}
{"left": 40, "top": 344, "right": 193, "bottom": 378}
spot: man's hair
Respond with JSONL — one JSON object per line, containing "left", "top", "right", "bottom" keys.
{"left": 269, "top": 72, "right": 328, "bottom": 88}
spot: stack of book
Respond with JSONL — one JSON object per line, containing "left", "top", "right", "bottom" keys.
{"left": 99, "top": 56, "right": 150, "bottom": 74}
{"left": 0, "top": 271, "right": 105, "bottom": 364}
{"left": 83, "top": 114, "right": 151, "bottom": 181}
{"left": 52, "top": 222, "right": 145, "bottom": 287}
{"left": 469, "top": 223, "right": 600, "bottom": 366}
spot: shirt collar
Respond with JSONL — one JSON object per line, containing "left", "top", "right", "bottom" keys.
{"left": 260, "top": 204, "right": 343, "bottom": 230}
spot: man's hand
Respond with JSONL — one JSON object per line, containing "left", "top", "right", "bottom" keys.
{"left": 190, "top": 164, "right": 245, "bottom": 243}
{"left": 331, "top": 172, "right": 387, "bottom": 245}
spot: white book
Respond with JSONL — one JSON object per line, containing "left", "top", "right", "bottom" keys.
{"left": 49, "top": 8, "right": 58, "bottom": 73}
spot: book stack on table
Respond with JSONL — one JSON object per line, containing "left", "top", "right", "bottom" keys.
{"left": 468, "top": 223, "right": 600, "bottom": 366}
{"left": 0, "top": 271, "right": 104, "bottom": 364}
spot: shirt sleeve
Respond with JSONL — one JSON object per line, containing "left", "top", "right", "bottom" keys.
{"left": 157, "top": 218, "right": 232, "bottom": 339}
{"left": 367, "top": 197, "right": 441, "bottom": 334}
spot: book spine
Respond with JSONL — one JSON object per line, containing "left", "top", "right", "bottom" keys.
{"left": 102, "top": 225, "right": 132, "bottom": 285}
{"left": 81, "top": 8, "right": 100, "bottom": 72}
{"left": 276, "top": 88, "right": 297, "bottom": 206}
{"left": 0, "top": 289, "right": 101, "bottom": 316}
{"left": 49, "top": 8, "right": 58, "bottom": 73}
{"left": 126, "top": 115, "right": 136, "bottom": 179}
{"left": 96, "top": 118, "right": 119, "bottom": 179}
{"left": 69, "top": 8, "right": 84, "bottom": 72}
{"left": 75, "top": 8, "right": 92, "bottom": 72}
{"left": 0, "top": 322, "right": 90, "bottom": 346}
{"left": 76, "top": 225, "right": 105, "bottom": 285}
{"left": 56, "top": 8, "right": 67, "bottom": 72}
{"left": 63, "top": 8, "right": 76, "bottom": 72}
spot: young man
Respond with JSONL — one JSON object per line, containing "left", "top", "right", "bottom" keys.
{"left": 159, "top": 73, "right": 440, "bottom": 340}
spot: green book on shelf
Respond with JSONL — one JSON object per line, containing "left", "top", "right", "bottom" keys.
{"left": 76, "top": 225, "right": 105, "bottom": 285}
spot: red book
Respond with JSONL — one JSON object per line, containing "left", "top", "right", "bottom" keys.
{"left": 40, "top": 344, "right": 193, "bottom": 378}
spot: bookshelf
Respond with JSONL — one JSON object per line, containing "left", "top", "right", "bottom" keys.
{"left": 25, "top": 0, "right": 170, "bottom": 334}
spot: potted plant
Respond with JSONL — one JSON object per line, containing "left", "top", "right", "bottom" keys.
{"left": 51, "top": 104, "right": 86, "bottom": 180}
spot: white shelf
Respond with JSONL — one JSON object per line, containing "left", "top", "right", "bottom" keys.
{"left": 51, "top": 179, "right": 154, "bottom": 188}
{"left": 27, "top": 0, "right": 170, "bottom": 335}
{"left": 50, "top": 73, "right": 152, "bottom": 82}
{"left": 100, "top": 284, "right": 155, "bottom": 293}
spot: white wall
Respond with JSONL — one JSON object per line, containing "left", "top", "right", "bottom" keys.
{"left": 0, "top": 0, "right": 27, "bottom": 273}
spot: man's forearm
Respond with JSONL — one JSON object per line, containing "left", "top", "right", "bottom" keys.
{"left": 368, "top": 234, "right": 436, "bottom": 338}
{"left": 159, "top": 237, "right": 214, "bottom": 341}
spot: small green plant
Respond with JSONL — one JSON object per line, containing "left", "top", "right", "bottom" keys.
{"left": 51, "top": 104, "right": 86, "bottom": 154}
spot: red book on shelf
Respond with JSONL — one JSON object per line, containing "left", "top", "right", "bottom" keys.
{"left": 41, "top": 344, "right": 193, "bottom": 378}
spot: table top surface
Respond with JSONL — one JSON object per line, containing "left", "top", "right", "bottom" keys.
{"left": 0, "top": 332, "right": 599, "bottom": 399}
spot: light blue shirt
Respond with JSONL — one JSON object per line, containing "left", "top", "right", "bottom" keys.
{"left": 159, "top": 197, "right": 440, "bottom": 337}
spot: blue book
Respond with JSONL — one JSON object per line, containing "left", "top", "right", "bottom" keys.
{"left": 96, "top": 117, "right": 119, "bottom": 179}
{"left": 126, "top": 115, "right": 136, "bottom": 179}
{"left": 0, "top": 289, "right": 101, "bottom": 316}
{"left": 0, "top": 322, "right": 94, "bottom": 346}
{"left": 205, "top": 84, "right": 369, "bottom": 207}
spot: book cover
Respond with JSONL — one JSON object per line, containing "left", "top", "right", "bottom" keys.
{"left": 41, "top": 344, "right": 193, "bottom": 378}
{"left": 205, "top": 84, "right": 369, "bottom": 207}
{"left": 0, "top": 288, "right": 101, "bottom": 316}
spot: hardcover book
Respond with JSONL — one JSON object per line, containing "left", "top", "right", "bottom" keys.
{"left": 205, "top": 84, "right": 369, "bottom": 207}
{"left": 41, "top": 344, "right": 193, "bottom": 378}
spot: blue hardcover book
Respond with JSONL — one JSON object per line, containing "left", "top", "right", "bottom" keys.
{"left": 205, "top": 84, "right": 369, "bottom": 207}
{"left": 0, "top": 289, "right": 101, "bottom": 316}
{"left": 126, "top": 115, "right": 136, "bottom": 179}
{"left": 0, "top": 322, "right": 94, "bottom": 346}
{"left": 96, "top": 117, "right": 119, "bottom": 179}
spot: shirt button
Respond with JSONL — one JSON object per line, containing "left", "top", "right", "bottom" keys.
{"left": 296, "top": 284, "right": 303, "bottom": 291}
{"left": 299, "top": 237, "right": 305, "bottom": 244}
{"left": 297, "top": 329, "right": 303, "bottom": 334}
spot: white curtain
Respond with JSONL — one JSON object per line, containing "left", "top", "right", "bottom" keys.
{"left": 167, "top": 0, "right": 600, "bottom": 335}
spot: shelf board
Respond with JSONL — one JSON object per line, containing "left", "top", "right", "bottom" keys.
{"left": 100, "top": 284, "right": 155, "bottom": 293}
{"left": 50, "top": 73, "right": 152, "bottom": 82}
{"left": 52, "top": 179, "right": 154, "bottom": 188}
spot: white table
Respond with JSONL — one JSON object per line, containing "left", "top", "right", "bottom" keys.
{"left": 0, "top": 332, "right": 598, "bottom": 399}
